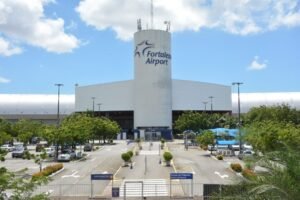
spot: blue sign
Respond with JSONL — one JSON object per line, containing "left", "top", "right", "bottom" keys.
{"left": 91, "top": 173, "right": 113, "bottom": 180}
{"left": 170, "top": 173, "right": 193, "bottom": 180}
{"left": 112, "top": 187, "right": 120, "bottom": 197}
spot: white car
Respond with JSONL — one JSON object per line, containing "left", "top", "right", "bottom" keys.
{"left": 0, "top": 144, "right": 14, "bottom": 152}
{"left": 44, "top": 147, "right": 55, "bottom": 157}
{"left": 57, "top": 153, "right": 71, "bottom": 162}
{"left": 243, "top": 143, "right": 253, "bottom": 150}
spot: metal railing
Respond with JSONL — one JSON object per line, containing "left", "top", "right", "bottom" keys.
{"left": 34, "top": 182, "right": 275, "bottom": 200}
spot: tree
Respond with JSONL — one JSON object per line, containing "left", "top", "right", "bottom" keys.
{"left": 244, "top": 104, "right": 300, "bottom": 126}
{"left": 174, "top": 112, "right": 237, "bottom": 136}
{"left": 244, "top": 121, "right": 300, "bottom": 153}
{"left": 212, "top": 147, "right": 300, "bottom": 200}
{"left": 92, "top": 117, "right": 120, "bottom": 143}
{"left": 196, "top": 130, "right": 214, "bottom": 147}
{"left": 13, "top": 119, "right": 44, "bottom": 145}
{"left": 59, "top": 113, "right": 93, "bottom": 147}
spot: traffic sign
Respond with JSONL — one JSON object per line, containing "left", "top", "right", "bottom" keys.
{"left": 170, "top": 173, "right": 193, "bottom": 180}
{"left": 91, "top": 173, "right": 113, "bottom": 180}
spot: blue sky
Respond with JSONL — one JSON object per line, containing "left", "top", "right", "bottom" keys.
{"left": 0, "top": 0, "right": 299, "bottom": 94}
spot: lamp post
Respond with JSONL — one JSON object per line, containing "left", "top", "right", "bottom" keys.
{"left": 55, "top": 83, "right": 63, "bottom": 126}
{"left": 202, "top": 101, "right": 208, "bottom": 112}
{"left": 97, "top": 103, "right": 102, "bottom": 116}
{"left": 208, "top": 96, "right": 214, "bottom": 114}
{"left": 91, "top": 97, "right": 95, "bottom": 117}
{"left": 54, "top": 83, "right": 63, "bottom": 160}
{"left": 232, "top": 82, "right": 243, "bottom": 154}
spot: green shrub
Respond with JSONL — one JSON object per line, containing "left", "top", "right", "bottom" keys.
{"left": 127, "top": 150, "right": 133, "bottom": 158}
{"left": 121, "top": 153, "right": 131, "bottom": 162}
{"left": 161, "top": 138, "right": 165, "bottom": 144}
{"left": 163, "top": 152, "right": 173, "bottom": 161}
{"left": 0, "top": 156, "right": 5, "bottom": 162}
{"left": 216, "top": 155, "right": 223, "bottom": 160}
{"left": 231, "top": 163, "right": 243, "bottom": 172}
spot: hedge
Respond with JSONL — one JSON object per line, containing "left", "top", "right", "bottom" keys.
{"left": 32, "top": 163, "right": 63, "bottom": 180}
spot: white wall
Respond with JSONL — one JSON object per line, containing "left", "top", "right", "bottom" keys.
{"left": 75, "top": 80, "right": 133, "bottom": 112}
{"left": 172, "top": 80, "right": 232, "bottom": 111}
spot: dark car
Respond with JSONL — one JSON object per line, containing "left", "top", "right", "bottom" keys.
{"left": 12, "top": 146, "right": 25, "bottom": 158}
{"left": 83, "top": 143, "right": 93, "bottom": 151}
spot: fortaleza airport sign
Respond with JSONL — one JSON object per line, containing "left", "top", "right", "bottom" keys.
{"left": 135, "top": 40, "right": 171, "bottom": 66}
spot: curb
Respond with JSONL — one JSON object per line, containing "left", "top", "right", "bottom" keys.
{"left": 49, "top": 167, "right": 65, "bottom": 177}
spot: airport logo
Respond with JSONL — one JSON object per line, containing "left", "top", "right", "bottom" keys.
{"left": 135, "top": 40, "right": 171, "bottom": 66}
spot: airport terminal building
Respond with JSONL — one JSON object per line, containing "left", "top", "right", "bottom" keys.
{"left": 75, "top": 28, "right": 232, "bottom": 139}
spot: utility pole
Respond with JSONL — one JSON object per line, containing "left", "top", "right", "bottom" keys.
{"left": 91, "top": 97, "right": 95, "bottom": 117}
{"left": 232, "top": 82, "right": 243, "bottom": 154}
{"left": 54, "top": 83, "right": 63, "bottom": 160}
{"left": 209, "top": 96, "right": 214, "bottom": 114}
{"left": 202, "top": 101, "right": 208, "bottom": 112}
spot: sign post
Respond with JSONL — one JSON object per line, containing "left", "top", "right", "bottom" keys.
{"left": 91, "top": 173, "right": 114, "bottom": 198}
{"left": 170, "top": 173, "right": 193, "bottom": 197}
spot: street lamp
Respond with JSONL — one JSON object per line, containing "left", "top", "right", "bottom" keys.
{"left": 97, "top": 103, "right": 102, "bottom": 116}
{"left": 208, "top": 96, "right": 214, "bottom": 114}
{"left": 54, "top": 83, "right": 63, "bottom": 160}
{"left": 54, "top": 83, "right": 64, "bottom": 126}
{"left": 202, "top": 101, "right": 208, "bottom": 112}
{"left": 232, "top": 82, "right": 243, "bottom": 154}
{"left": 91, "top": 97, "right": 96, "bottom": 116}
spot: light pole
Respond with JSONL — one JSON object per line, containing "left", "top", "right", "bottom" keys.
{"left": 97, "top": 103, "right": 102, "bottom": 116}
{"left": 91, "top": 97, "right": 96, "bottom": 116}
{"left": 232, "top": 82, "right": 243, "bottom": 154}
{"left": 55, "top": 83, "right": 63, "bottom": 126}
{"left": 202, "top": 101, "right": 208, "bottom": 112}
{"left": 208, "top": 96, "right": 214, "bottom": 114}
{"left": 54, "top": 83, "right": 63, "bottom": 160}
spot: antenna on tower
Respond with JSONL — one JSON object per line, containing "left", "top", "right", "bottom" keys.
{"left": 164, "top": 21, "right": 171, "bottom": 32}
{"left": 150, "top": 0, "right": 153, "bottom": 29}
{"left": 137, "top": 19, "right": 142, "bottom": 31}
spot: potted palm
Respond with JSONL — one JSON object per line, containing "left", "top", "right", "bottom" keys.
{"left": 163, "top": 151, "right": 173, "bottom": 167}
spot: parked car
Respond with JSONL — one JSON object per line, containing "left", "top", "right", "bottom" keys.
{"left": 0, "top": 144, "right": 14, "bottom": 152}
{"left": 83, "top": 143, "right": 93, "bottom": 151}
{"left": 243, "top": 143, "right": 253, "bottom": 150}
{"left": 12, "top": 146, "right": 26, "bottom": 158}
{"left": 57, "top": 153, "right": 71, "bottom": 162}
{"left": 238, "top": 149, "right": 254, "bottom": 160}
{"left": 36, "top": 141, "right": 48, "bottom": 152}
{"left": 44, "top": 147, "right": 55, "bottom": 157}
{"left": 207, "top": 145, "right": 216, "bottom": 151}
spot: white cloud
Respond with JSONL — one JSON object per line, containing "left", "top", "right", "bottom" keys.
{"left": 0, "top": 76, "right": 11, "bottom": 83}
{"left": 248, "top": 56, "right": 268, "bottom": 71}
{"left": 0, "top": 0, "right": 80, "bottom": 54}
{"left": 0, "top": 37, "right": 22, "bottom": 56}
{"left": 76, "top": 0, "right": 300, "bottom": 40}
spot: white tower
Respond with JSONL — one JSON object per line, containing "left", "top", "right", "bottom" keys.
{"left": 133, "top": 29, "right": 172, "bottom": 129}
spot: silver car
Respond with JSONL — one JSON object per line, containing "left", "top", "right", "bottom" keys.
{"left": 57, "top": 153, "right": 71, "bottom": 162}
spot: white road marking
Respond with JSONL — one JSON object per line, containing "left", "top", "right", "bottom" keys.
{"left": 214, "top": 171, "right": 229, "bottom": 179}
{"left": 90, "top": 158, "right": 96, "bottom": 162}
{"left": 62, "top": 171, "right": 80, "bottom": 178}
{"left": 106, "top": 148, "right": 111, "bottom": 151}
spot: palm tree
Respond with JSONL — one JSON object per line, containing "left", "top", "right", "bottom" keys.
{"left": 213, "top": 146, "right": 300, "bottom": 200}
